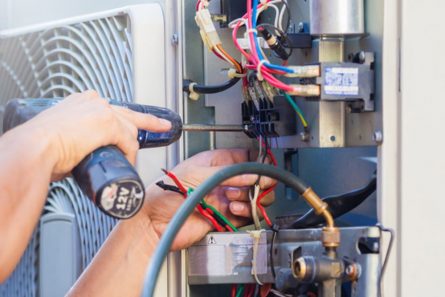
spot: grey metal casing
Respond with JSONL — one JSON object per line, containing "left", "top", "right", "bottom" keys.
{"left": 188, "top": 227, "right": 380, "bottom": 297}
{"left": 309, "top": 0, "right": 365, "bottom": 36}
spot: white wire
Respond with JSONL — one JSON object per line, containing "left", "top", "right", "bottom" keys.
{"left": 278, "top": 0, "right": 288, "bottom": 31}
{"left": 249, "top": 184, "right": 261, "bottom": 229}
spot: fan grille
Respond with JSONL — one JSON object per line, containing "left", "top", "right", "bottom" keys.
{"left": 0, "top": 12, "right": 134, "bottom": 297}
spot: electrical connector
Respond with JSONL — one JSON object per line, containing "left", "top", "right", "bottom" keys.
{"left": 288, "top": 84, "right": 320, "bottom": 97}
{"left": 285, "top": 65, "right": 320, "bottom": 78}
{"left": 195, "top": 9, "right": 221, "bottom": 50}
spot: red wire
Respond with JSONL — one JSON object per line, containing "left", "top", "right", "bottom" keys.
{"left": 162, "top": 169, "right": 225, "bottom": 231}
{"left": 197, "top": 204, "right": 225, "bottom": 232}
{"left": 231, "top": 285, "right": 237, "bottom": 297}
{"left": 256, "top": 148, "right": 277, "bottom": 227}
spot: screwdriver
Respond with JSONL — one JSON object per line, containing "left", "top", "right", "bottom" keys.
{"left": 182, "top": 124, "right": 245, "bottom": 132}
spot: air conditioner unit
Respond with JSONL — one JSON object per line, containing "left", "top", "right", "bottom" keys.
{"left": 0, "top": 4, "right": 179, "bottom": 296}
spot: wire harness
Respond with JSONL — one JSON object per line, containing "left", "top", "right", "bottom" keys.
{"left": 142, "top": 162, "right": 333, "bottom": 297}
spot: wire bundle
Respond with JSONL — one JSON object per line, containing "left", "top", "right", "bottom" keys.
{"left": 229, "top": 0, "right": 318, "bottom": 96}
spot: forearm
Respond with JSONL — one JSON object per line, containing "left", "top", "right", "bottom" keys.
{"left": 0, "top": 124, "right": 56, "bottom": 282}
{"left": 67, "top": 210, "right": 159, "bottom": 297}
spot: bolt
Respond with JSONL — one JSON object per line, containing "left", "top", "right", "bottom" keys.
{"left": 345, "top": 264, "right": 360, "bottom": 281}
{"left": 373, "top": 131, "right": 383, "bottom": 144}
{"left": 171, "top": 33, "right": 179, "bottom": 45}
{"left": 298, "top": 22, "right": 305, "bottom": 33}
{"left": 300, "top": 131, "right": 310, "bottom": 142}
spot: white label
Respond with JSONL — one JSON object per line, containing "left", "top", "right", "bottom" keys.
{"left": 324, "top": 67, "right": 359, "bottom": 96}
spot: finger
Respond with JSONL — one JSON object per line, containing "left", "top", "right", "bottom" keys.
{"left": 114, "top": 114, "right": 140, "bottom": 165}
{"left": 220, "top": 174, "right": 276, "bottom": 189}
{"left": 229, "top": 201, "right": 252, "bottom": 218}
{"left": 112, "top": 105, "right": 172, "bottom": 132}
{"left": 225, "top": 187, "right": 250, "bottom": 202}
{"left": 226, "top": 186, "right": 275, "bottom": 206}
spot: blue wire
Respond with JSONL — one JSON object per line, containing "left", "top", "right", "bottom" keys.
{"left": 251, "top": 0, "right": 294, "bottom": 74}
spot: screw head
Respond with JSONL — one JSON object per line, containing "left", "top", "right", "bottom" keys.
{"left": 171, "top": 33, "right": 179, "bottom": 45}
{"left": 298, "top": 22, "right": 305, "bottom": 33}
{"left": 373, "top": 131, "right": 383, "bottom": 144}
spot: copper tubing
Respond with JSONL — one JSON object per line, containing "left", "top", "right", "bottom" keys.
{"left": 302, "top": 187, "right": 335, "bottom": 229}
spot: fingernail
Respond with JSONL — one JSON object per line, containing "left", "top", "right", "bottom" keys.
{"left": 159, "top": 118, "right": 172, "bottom": 129}
{"left": 231, "top": 202, "right": 244, "bottom": 213}
{"left": 226, "top": 188, "right": 241, "bottom": 199}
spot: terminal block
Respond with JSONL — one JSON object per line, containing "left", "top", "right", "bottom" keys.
{"left": 242, "top": 95, "right": 297, "bottom": 138}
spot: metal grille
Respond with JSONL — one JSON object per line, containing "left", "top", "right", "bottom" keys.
{"left": 0, "top": 13, "right": 134, "bottom": 297}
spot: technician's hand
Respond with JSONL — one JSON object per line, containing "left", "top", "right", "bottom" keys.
{"left": 25, "top": 90, "right": 172, "bottom": 180}
{"left": 144, "top": 149, "right": 276, "bottom": 250}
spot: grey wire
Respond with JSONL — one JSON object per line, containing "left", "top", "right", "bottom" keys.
{"left": 376, "top": 224, "right": 395, "bottom": 297}
{"left": 142, "top": 162, "right": 310, "bottom": 297}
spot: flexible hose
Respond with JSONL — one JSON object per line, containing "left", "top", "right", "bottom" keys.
{"left": 142, "top": 162, "right": 311, "bottom": 296}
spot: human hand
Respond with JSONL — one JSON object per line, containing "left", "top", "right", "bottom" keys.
{"left": 143, "top": 149, "right": 276, "bottom": 250}
{"left": 23, "top": 91, "right": 172, "bottom": 180}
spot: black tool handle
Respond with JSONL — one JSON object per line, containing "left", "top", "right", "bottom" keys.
{"left": 2, "top": 98, "right": 182, "bottom": 219}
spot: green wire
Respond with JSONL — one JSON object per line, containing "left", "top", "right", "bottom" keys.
{"left": 188, "top": 188, "right": 239, "bottom": 232}
{"left": 201, "top": 201, "right": 239, "bottom": 232}
{"left": 283, "top": 92, "right": 308, "bottom": 128}
{"left": 235, "top": 285, "right": 245, "bottom": 297}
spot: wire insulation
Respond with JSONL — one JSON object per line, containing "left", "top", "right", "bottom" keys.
{"left": 142, "top": 162, "right": 312, "bottom": 297}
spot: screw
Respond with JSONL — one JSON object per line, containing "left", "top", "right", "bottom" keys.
{"left": 171, "top": 33, "right": 179, "bottom": 45}
{"left": 373, "top": 131, "right": 383, "bottom": 144}
{"left": 345, "top": 264, "right": 360, "bottom": 280}
{"left": 300, "top": 131, "right": 310, "bottom": 142}
{"left": 298, "top": 22, "right": 305, "bottom": 33}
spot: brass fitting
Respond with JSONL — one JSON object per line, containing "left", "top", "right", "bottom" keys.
{"left": 322, "top": 227, "right": 341, "bottom": 248}
{"left": 293, "top": 257, "right": 307, "bottom": 280}
{"left": 302, "top": 187, "right": 328, "bottom": 215}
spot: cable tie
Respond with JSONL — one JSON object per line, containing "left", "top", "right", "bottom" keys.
{"left": 188, "top": 82, "right": 200, "bottom": 100}
{"left": 228, "top": 68, "right": 247, "bottom": 79}
{"left": 248, "top": 229, "right": 265, "bottom": 286}
{"left": 246, "top": 28, "right": 258, "bottom": 35}
{"left": 256, "top": 60, "right": 267, "bottom": 81}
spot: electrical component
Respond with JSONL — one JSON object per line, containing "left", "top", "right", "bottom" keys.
{"left": 195, "top": 8, "right": 222, "bottom": 50}
{"left": 259, "top": 28, "right": 290, "bottom": 61}
{"left": 188, "top": 227, "right": 380, "bottom": 297}
{"left": 242, "top": 94, "right": 297, "bottom": 138}
{"left": 317, "top": 52, "right": 375, "bottom": 111}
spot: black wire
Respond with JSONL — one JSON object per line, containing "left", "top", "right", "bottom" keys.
{"left": 183, "top": 77, "right": 240, "bottom": 95}
{"left": 377, "top": 224, "right": 395, "bottom": 297}
{"left": 155, "top": 181, "right": 184, "bottom": 195}
{"left": 270, "top": 225, "right": 279, "bottom": 279}
{"left": 256, "top": 23, "right": 293, "bottom": 59}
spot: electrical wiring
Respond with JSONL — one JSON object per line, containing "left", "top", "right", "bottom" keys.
{"left": 143, "top": 162, "right": 317, "bottom": 297}
{"left": 161, "top": 169, "right": 225, "bottom": 232}
{"left": 183, "top": 78, "right": 240, "bottom": 95}
{"left": 250, "top": 185, "right": 262, "bottom": 229}
{"left": 283, "top": 92, "right": 308, "bottom": 128}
